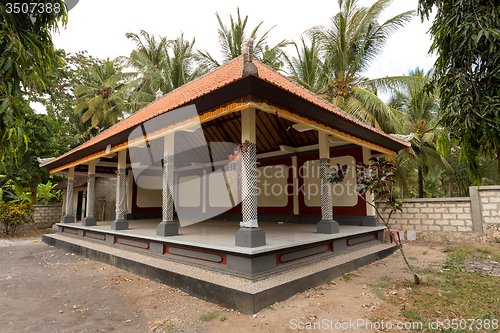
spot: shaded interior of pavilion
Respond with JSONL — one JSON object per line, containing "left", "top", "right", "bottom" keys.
{"left": 54, "top": 106, "right": 383, "bottom": 249}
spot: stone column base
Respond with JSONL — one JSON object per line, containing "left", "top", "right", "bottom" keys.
{"left": 235, "top": 227, "right": 266, "bottom": 247}
{"left": 317, "top": 220, "right": 340, "bottom": 234}
{"left": 82, "top": 216, "right": 97, "bottom": 226}
{"left": 157, "top": 221, "right": 179, "bottom": 236}
{"left": 62, "top": 215, "right": 75, "bottom": 223}
{"left": 111, "top": 220, "right": 129, "bottom": 230}
{"left": 362, "top": 216, "right": 379, "bottom": 227}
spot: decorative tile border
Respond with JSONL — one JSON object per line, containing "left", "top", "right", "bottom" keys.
{"left": 116, "top": 237, "right": 150, "bottom": 250}
{"left": 62, "top": 227, "right": 78, "bottom": 235}
{"left": 276, "top": 243, "right": 331, "bottom": 265}
{"left": 165, "top": 246, "right": 227, "bottom": 265}
{"left": 84, "top": 231, "right": 106, "bottom": 241}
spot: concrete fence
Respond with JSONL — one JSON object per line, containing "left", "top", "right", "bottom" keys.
{"left": 0, "top": 204, "right": 62, "bottom": 233}
{"left": 377, "top": 185, "right": 500, "bottom": 242}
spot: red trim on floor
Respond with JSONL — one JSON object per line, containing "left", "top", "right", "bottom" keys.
{"left": 165, "top": 245, "right": 227, "bottom": 265}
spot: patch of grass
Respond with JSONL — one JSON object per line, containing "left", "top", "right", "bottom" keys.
{"left": 423, "top": 251, "right": 428, "bottom": 255}
{"left": 220, "top": 315, "right": 227, "bottom": 322}
{"left": 160, "top": 324, "right": 175, "bottom": 333}
{"left": 445, "top": 244, "right": 500, "bottom": 263}
{"left": 367, "top": 283, "right": 387, "bottom": 300}
{"left": 379, "top": 275, "right": 392, "bottom": 282}
{"left": 265, "top": 305, "right": 275, "bottom": 311}
{"left": 408, "top": 257, "right": 418, "bottom": 260}
{"left": 199, "top": 311, "right": 218, "bottom": 322}
{"left": 393, "top": 244, "right": 500, "bottom": 327}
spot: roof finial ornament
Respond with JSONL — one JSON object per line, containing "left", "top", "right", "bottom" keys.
{"left": 242, "top": 38, "right": 258, "bottom": 77}
{"left": 156, "top": 89, "right": 163, "bottom": 101}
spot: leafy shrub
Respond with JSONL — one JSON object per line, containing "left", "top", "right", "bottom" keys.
{"left": 0, "top": 202, "right": 35, "bottom": 236}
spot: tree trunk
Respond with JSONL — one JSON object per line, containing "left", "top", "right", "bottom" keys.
{"left": 448, "top": 183, "right": 453, "bottom": 197}
{"left": 30, "top": 184, "right": 37, "bottom": 205}
{"left": 418, "top": 165, "right": 424, "bottom": 198}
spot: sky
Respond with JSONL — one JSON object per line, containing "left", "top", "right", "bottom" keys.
{"left": 36, "top": 0, "right": 437, "bottom": 112}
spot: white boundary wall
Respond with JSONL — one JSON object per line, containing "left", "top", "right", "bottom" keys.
{"left": 377, "top": 186, "right": 500, "bottom": 242}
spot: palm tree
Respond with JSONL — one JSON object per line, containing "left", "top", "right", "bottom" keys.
{"left": 283, "top": 36, "right": 325, "bottom": 93}
{"left": 389, "top": 67, "right": 447, "bottom": 198}
{"left": 74, "top": 60, "right": 131, "bottom": 131}
{"left": 309, "top": 0, "right": 421, "bottom": 134}
{"left": 196, "top": 7, "right": 290, "bottom": 71}
{"left": 125, "top": 31, "right": 204, "bottom": 112}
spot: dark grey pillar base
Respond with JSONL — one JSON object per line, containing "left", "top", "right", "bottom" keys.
{"left": 62, "top": 215, "right": 75, "bottom": 223}
{"left": 156, "top": 221, "right": 179, "bottom": 236}
{"left": 235, "top": 227, "right": 266, "bottom": 248}
{"left": 362, "top": 216, "right": 379, "bottom": 227}
{"left": 81, "top": 216, "right": 97, "bottom": 226}
{"left": 111, "top": 219, "right": 129, "bottom": 230}
{"left": 317, "top": 219, "right": 340, "bottom": 234}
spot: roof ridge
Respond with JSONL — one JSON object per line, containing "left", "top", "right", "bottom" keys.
{"left": 155, "top": 55, "right": 244, "bottom": 103}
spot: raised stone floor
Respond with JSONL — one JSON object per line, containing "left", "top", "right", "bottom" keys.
{"left": 43, "top": 223, "right": 397, "bottom": 313}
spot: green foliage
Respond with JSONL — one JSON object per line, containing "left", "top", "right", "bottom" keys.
{"left": 327, "top": 164, "right": 349, "bottom": 184}
{"left": 356, "top": 158, "right": 402, "bottom": 213}
{"left": 394, "top": 244, "right": 500, "bottom": 327}
{"left": 196, "top": 7, "right": 290, "bottom": 71}
{"left": 308, "top": 0, "right": 419, "bottom": 133}
{"left": 1, "top": 179, "right": 62, "bottom": 205}
{"left": 1, "top": 113, "right": 69, "bottom": 203}
{"left": 198, "top": 311, "right": 218, "bottom": 322}
{"left": 389, "top": 67, "right": 449, "bottom": 198}
{"left": 74, "top": 59, "right": 132, "bottom": 130}
{"left": 0, "top": 201, "right": 34, "bottom": 236}
{"left": 283, "top": 36, "right": 324, "bottom": 93}
{"left": 123, "top": 31, "right": 205, "bottom": 112}
{"left": 354, "top": 158, "right": 419, "bottom": 284}
{"left": 0, "top": 1, "right": 67, "bottom": 162}
{"left": 2, "top": 179, "right": 30, "bottom": 203}
{"left": 31, "top": 49, "right": 105, "bottom": 145}
{"left": 36, "top": 181, "right": 62, "bottom": 205}
{"left": 418, "top": 0, "right": 500, "bottom": 184}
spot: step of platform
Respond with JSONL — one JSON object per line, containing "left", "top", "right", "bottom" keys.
{"left": 43, "top": 233, "right": 397, "bottom": 314}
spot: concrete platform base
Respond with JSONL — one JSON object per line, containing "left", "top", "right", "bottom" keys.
{"left": 43, "top": 233, "right": 397, "bottom": 314}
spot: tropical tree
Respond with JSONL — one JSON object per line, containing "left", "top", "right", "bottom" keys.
{"left": 196, "top": 7, "right": 290, "bottom": 71}
{"left": 309, "top": 0, "right": 421, "bottom": 134}
{"left": 418, "top": 0, "right": 500, "bottom": 184}
{"left": 283, "top": 36, "right": 325, "bottom": 93}
{"left": 125, "top": 31, "right": 204, "bottom": 112}
{"left": 74, "top": 59, "right": 132, "bottom": 131}
{"left": 0, "top": 1, "right": 67, "bottom": 165}
{"left": 389, "top": 68, "right": 447, "bottom": 198}
{"left": 0, "top": 112, "right": 69, "bottom": 204}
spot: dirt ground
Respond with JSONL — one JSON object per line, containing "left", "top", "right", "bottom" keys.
{"left": 0, "top": 232, "right": 451, "bottom": 333}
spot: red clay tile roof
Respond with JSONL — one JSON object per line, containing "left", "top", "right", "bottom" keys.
{"left": 42, "top": 56, "right": 409, "bottom": 169}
